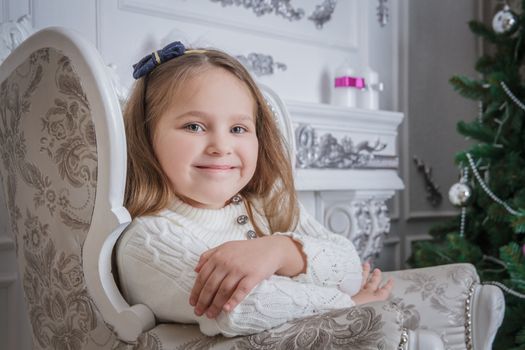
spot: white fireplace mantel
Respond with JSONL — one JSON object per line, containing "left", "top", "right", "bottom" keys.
{"left": 285, "top": 100, "right": 404, "bottom": 263}
{"left": 289, "top": 101, "right": 403, "bottom": 191}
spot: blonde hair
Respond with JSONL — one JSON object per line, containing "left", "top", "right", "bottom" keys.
{"left": 123, "top": 48, "right": 299, "bottom": 234}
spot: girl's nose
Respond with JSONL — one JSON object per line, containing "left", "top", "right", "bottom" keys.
{"left": 205, "top": 133, "right": 233, "bottom": 156}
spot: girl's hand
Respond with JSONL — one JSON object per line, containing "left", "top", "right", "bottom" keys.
{"left": 351, "top": 263, "right": 394, "bottom": 305}
{"left": 189, "top": 236, "right": 303, "bottom": 319}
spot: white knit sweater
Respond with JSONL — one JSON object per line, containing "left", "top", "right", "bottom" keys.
{"left": 116, "top": 196, "right": 363, "bottom": 337}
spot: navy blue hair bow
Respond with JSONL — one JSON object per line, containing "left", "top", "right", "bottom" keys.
{"left": 132, "top": 41, "right": 186, "bottom": 79}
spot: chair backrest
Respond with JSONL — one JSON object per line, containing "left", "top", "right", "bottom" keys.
{"left": 0, "top": 26, "right": 299, "bottom": 345}
{"left": 0, "top": 26, "right": 156, "bottom": 346}
{"left": 259, "top": 83, "right": 296, "bottom": 170}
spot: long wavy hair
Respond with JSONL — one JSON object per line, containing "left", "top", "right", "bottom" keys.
{"left": 123, "top": 48, "right": 298, "bottom": 234}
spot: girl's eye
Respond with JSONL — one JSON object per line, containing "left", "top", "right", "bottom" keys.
{"left": 231, "top": 126, "right": 247, "bottom": 134}
{"left": 184, "top": 123, "right": 204, "bottom": 133}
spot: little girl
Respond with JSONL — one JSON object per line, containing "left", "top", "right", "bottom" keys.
{"left": 116, "top": 41, "right": 393, "bottom": 337}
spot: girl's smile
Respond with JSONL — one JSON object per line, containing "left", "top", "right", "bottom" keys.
{"left": 193, "top": 164, "right": 240, "bottom": 177}
{"left": 193, "top": 164, "right": 239, "bottom": 170}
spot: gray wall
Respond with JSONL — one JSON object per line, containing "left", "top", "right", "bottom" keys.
{"left": 376, "top": 0, "right": 480, "bottom": 270}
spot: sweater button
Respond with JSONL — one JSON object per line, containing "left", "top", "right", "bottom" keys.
{"left": 246, "top": 230, "right": 257, "bottom": 239}
{"left": 237, "top": 215, "right": 248, "bottom": 225}
{"left": 231, "top": 195, "right": 242, "bottom": 205}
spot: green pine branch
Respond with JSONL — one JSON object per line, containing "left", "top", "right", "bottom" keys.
{"left": 499, "top": 242, "right": 525, "bottom": 291}
{"left": 488, "top": 202, "right": 512, "bottom": 222}
{"left": 516, "top": 327, "right": 525, "bottom": 348}
{"left": 450, "top": 76, "right": 487, "bottom": 100}
{"left": 512, "top": 190, "right": 525, "bottom": 208}
{"left": 482, "top": 100, "right": 504, "bottom": 120}
{"left": 454, "top": 144, "right": 504, "bottom": 165}
{"left": 469, "top": 20, "right": 500, "bottom": 44}
{"left": 428, "top": 218, "right": 458, "bottom": 240}
{"left": 511, "top": 213, "right": 525, "bottom": 233}
{"left": 475, "top": 55, "right": 496, "bottom": 74}
{"left": 457, "top": 120, "right": 497, "bottom": 142}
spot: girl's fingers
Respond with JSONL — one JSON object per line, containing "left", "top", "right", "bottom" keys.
{"left": 190, "top": 262, "right": 214, "bottom": 306}
{"left": 365, "top": 268, "right": 382, "bottom": 290}
{"left": 375, "top": 278, "right": 394, "bottom": 298}
{"left": 194, "top": 267, "right": 228, "bottom": 316}
{"left": 195, "top": 248, "right": 215, "bottom": 272}
{"left": 384, "top": 278, "right": 394, "bottom": 291}
{"left": 223, "top": 276, "right": 258, "bottom": 313}
{"left": 361, "top": 262, "right": 371, "bottom": 288}
{"left": 205, "top": 274, "right": 242, "bottom": 319}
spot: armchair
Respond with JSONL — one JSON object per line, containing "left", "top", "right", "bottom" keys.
{"left": 0, "top": 27, "right": 504, "bottom": 349}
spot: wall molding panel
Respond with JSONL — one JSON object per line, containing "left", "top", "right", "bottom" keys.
{"left": 1, "top": 0, "right": 8, "bottom": 22}
{"left": 0, "top": 272, "right": 23, "bottom": 349}
{"left": 0, "top": 236, "right": 14, "bottom": 251}
{"left": 400, "top": 0, "right": 479, "bottom": 220}
{"left": 118, "top": 0, "right": 360, "bottom": 51}
{"left": 380, "top": 237, "right": 401, "bottom": 269}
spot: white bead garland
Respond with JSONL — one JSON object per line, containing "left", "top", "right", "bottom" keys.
{"left": 483, "top": 281, "right": 525, "bottom": 299}
{"left": 463, "top": 155, "right": 525, "bottom": 300}
{"left": 460, "top": 207, "right": 467, "bottom": 237}
{"left": 501, "top": 81, "right": 525, "bottom": 112}
{"left": 466, "top": 153, "right": 522, "bottom": 216}
{"left": 459, "top": 167, "right": 469, "bottom": 237}
{"left": 478, "top": 100, "right": 483, "bottom": 122}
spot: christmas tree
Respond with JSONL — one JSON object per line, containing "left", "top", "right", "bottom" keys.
{"left": 408, "top": 3, "right": 525, "bottom": 349}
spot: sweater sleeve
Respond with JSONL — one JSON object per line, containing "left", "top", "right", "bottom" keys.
{"left": 274, "top": 204, "right": 363, "bottom": 296}
{"left": 116, "top": 216, "right": 354, "bottom": 337}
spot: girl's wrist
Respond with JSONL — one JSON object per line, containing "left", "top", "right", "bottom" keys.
{"left": 271, "top": 235, "right": 306, "bottom": 277}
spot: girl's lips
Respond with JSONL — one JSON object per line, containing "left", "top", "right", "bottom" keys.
{"left": 195, "top": 165, "right": 236, "bottom": 170}
{"left": 193, "top": 165, "right": 239, "bottom": 174}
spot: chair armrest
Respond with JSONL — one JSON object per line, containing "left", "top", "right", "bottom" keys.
{"left": 472, "top": 283, "right": 505, "bottom": 350}
{"left": 138, "top": 301, "right": 409, "bottom": 349}
{"left": 383, "top": 263, "right": 481, "bottom": 349}
{"left": 406, "top": 329, "right": 445, "bottom": 350}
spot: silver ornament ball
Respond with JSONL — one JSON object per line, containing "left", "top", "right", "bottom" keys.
{"left": 449, "top": 182, "right": 472, "bottom": 207}
{"left": 492, "top": 5, "right": 518, "bottom": 34}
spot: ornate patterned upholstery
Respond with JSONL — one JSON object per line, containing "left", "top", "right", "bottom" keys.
{"left": 384, "top": 263, "right": 505, "bottom": 349}
{"left": 0, "top": 27, "right": 504, "bottom": 350}
{"left": 0, "top": 38, "right": 115, "bottom": 348}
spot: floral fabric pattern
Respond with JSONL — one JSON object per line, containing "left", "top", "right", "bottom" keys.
{"left": 174, "top": 302, "right": 403, "bottom": 350}
{"left": 0, "top": 47, "right": 116, "bottom": 349}
{"left": 384, "top": 263, "right": 479, "bottom": 348}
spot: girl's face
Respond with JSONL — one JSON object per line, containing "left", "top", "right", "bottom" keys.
{"left": 152, "top": 67, "right": 259, "bottom": 209}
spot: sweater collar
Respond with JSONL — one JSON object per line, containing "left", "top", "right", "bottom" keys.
{"left": 168, "top": 195, "right": 246, "bottom": 224}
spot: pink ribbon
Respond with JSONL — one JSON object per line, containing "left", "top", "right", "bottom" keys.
{"left": 335, "top": 76, "right": 366, "bottom": 89}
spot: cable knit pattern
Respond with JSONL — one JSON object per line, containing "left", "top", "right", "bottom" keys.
{"left": 116, "top": 197, "right": 362, "bottom": 337}
{"left": 277, "top": 210, "right": 363, "bottom": 291}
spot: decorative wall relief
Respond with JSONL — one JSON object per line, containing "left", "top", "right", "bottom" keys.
{"left": 210, "top": 0, "right": 338, "bottom": 29}
{"left": 211, "top": 0, "right": 304, "bottom": 22}
{"left": 308, "top": 0, "right": 337, "bottom": 29}
{"left": 0, "top": 15, "right": 33, "bottom": 64}
{"left": 358, "top": 200, "right": 390, "bottom": 263}
{"left": 236, "top": 53, "right": 287, "bottom": 76}
{"left": 413, "top": 156, "right": 442, "bottom": 207}
{"left": 120, "top": 0, "right": 357, "bottom": 50}
{"left": 295, "top": 124, "right": 398, "bottom": 169}
{"left": 377, "top": 0, "right": 389, "bottom": 27}
{"left": 326, "top": 199, "right": 390, "bottom": 263}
